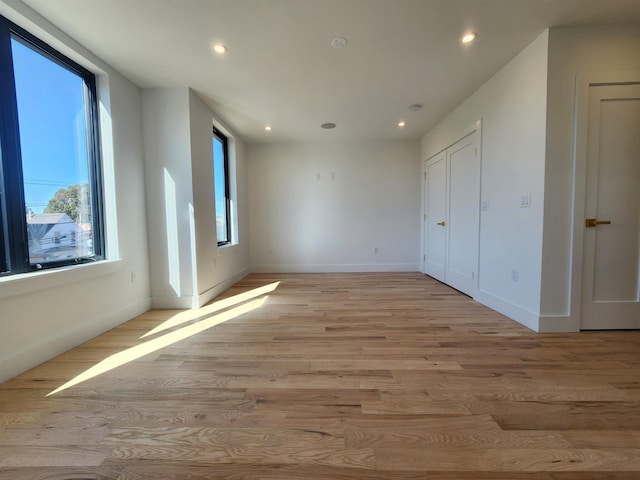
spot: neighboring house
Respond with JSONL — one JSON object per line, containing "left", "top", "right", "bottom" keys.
{"left": 26, "top": 213, "right": 90, "bottom": 262}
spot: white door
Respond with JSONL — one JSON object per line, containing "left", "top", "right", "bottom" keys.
{"left": 581, "top": 83, "right": 640, "bottom": 329}
{"left": 445, "top": 134, "right": 480, "bottom": 296}
{"left": 424, "top": 152, "right": 447, "bottom": 282}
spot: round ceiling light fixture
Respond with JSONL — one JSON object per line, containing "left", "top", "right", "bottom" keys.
{"left": 331, "top": 37, "right": 348, "bottom": 49}
{"left": 461, "top": 32, "right": 476, "bottom": 44}
{"left": 398, "top": 121, "right": 406, "bottom": 127}
{"left": 321, "top": 122, "right": 337, "bottom": 129}
{"left": 213, "top": 43, "right": 228, "bottom": 54}
{"left": 265, "top": 126, "right": 272, "bottom": 131}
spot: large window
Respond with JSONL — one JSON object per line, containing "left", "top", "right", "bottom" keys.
{"left": 0, "top": 15, "right": 103, "bottom": 275}
{"left": 213, "top": 126, "right": 230, "bottom": 246}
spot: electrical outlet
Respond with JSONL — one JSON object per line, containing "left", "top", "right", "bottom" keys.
{"left": 481, "top": 200, "right": 488, "bottom": 211}
{"left": 511, "top": 268, "right": 518, "bottom": 282}
{"left": 520, "top": 193, "right": 531, "bottom": 208}
{"left": 130, "top": 271, "right": 137, "bottom": 283}
{"left": 373, "top": 247, "right": 379, "bottom": 254}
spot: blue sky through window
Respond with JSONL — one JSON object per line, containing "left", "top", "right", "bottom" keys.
{"left": 213, "top": 136, "right": 227, "bottom": 241}
{"left": 11, "top": 37, "right": 89, "bottom": 214}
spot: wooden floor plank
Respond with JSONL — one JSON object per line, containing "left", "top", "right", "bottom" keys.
{"left": 375, "top": 447, "right": 640, "bottom": 471}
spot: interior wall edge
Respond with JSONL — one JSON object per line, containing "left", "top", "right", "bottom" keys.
{"left": 150, "top": 295, "right": 196, "bottom": 310}
{"left": 195, "top": 266, "right": 250, "bottom": 308}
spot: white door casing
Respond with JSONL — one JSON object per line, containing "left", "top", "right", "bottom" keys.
{"left": 580, "top": 83, "right": 640, "bottom": 329}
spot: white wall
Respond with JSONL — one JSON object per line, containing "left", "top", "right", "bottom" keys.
{"left": 0, "top": 1, "right": 151, "bottom": 382}
{"left": 247, "top": 140, "right": 421, "bottom": 272}
{"left": 142, "top": 88, "right": 195, "bottom": 308}
{"left": 540, "top": 25, "right": 640, "bottom": 331}
{"left": 189, "top": 91, "right": 217, "bottom": 297}
{"left": 143, "top": 88, "right": 250, "bottom": 309}
{"left": 188, "top": 90, "right": 251, "bottom": 305}
{"left": 421, "top": 31, "right": 549, "bottom": 330}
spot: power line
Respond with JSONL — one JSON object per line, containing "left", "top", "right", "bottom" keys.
{"left": 23, "top": 179, "right": 79, "bottom": 187}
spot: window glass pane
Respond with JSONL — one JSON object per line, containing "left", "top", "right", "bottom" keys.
{"left": 11, "top": 37, "right": 95, "bottom": 264}
{"left": 213, "top": 136, "right": 228, "bottom": 244}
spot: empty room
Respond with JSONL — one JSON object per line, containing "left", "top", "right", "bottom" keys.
{"left": 1, "top": 0, "right": 640, "bottom": 478}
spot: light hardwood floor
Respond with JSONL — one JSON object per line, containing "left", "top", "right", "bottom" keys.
{"left": 1, "top": 272, "right": 640, "bottom": 479}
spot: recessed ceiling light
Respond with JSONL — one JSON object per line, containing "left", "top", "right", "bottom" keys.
{"left": 461, "top": 32, "right": 476, "bottom": 44}
{"left": 331, "top": 37, "right": 348, "bottom": 49}
{"left": 265, "top": 126, "right": 272, "bottom": 131}
{"left": 213, "top": 43, "right": 227, "bottom": 54}
{"left": 321, "top": 122, "right": 337, "bottom": 129}
{"left": 408, "top": 104, "right": 423, "bottom": 112}
{"left": 398, "top": 121, "right": 406, "bottom": 127}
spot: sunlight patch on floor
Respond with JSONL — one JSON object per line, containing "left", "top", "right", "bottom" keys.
{"left": 141, "top": 281, "right": 280, "bottom": 339}
{"left": 47, "top": 296, "right": 268, "bottom": 396}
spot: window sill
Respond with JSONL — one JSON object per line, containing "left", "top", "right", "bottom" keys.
{"left": 0, "top": 259, "right": 122, "bottom": 300}
{"left": 217, "top": 242, "right": 239, "bottom": 254}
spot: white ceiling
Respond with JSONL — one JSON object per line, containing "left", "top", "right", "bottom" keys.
{"left": 18, "top": 0, "right": 640, "bottom": 143}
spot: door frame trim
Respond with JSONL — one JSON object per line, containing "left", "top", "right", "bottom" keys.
{"left": 569, "top": 73, "right": 640, "bottom": 331}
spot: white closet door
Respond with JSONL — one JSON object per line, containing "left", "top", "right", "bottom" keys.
{"left": 424, "top": 152, "right": 447, "bottom": 282}
{"left": 423, "top": 124, "right": 481, "bottom": 297}
{"left": 445, "top": 133, "right": 480, "bottom": 297}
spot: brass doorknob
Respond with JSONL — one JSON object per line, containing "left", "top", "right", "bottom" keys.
{"left": 437, "top": 221, "right": 446, "bottom": 227}
{"left": 585, "top": 218, "right": 611, "bottom": 228}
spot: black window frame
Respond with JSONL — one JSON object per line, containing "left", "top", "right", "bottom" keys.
{"left": 0, "top": 15, "right": 104, "bottom": 276}
{"left": 213, "top": 126, "right": 231, "bottom": 247}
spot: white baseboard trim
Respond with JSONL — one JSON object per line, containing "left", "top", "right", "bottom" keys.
{"left": 251, "top": 263, "right": 420, "bottom": 274}
{"left": 538, "top": 315, "right": 578, "bottom": 333}
{"left": 150, "top": 295, "right": 195, "bottom": 309}
{"left": 151, "top": 267, "right": 251, "bottom": 310}
{"left": 195, "top": 266, "right": 250, "bottom": 308}
{"left": 474, "top": 290, "right": 540, "bottom": 332}
{"left": 0, "top": 296, "right": 151, "bottom": 383}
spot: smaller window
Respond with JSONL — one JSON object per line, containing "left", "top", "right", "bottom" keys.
{"left": 212, "top": 127, "right": 230, "bottom": 246}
